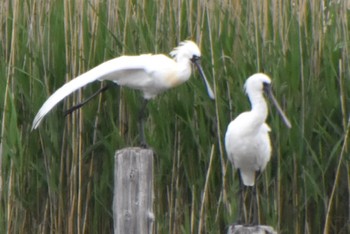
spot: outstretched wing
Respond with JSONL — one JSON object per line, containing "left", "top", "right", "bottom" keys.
{"left": 31, "top": 54, "right": 162, "bottom": 130}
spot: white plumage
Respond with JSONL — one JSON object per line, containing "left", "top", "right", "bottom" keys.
{"left": 225, "top": 73, "right": 291, "bottom": 186}
{"left": 225, "top": 117, "right": 271, "bottom": 186}
{"left": 32, "top": 40, "right": 215, "bottom": 130}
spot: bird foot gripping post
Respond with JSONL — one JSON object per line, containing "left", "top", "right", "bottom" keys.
{"left": 113, "top": 147, "right": 154, "bottom": 234}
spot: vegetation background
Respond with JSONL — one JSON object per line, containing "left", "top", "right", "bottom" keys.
{"left": 0, "top": 0, "right": 349, "bottom": 233}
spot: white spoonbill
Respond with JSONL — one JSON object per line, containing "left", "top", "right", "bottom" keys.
{"left": 225, "top": 73, "right": 291, "bottom": 225}
{"left": 32, "top": 40, "right": 215, "bottom": 146}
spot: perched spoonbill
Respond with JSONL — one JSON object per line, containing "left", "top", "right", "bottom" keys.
{"left": 224, "top": 73, "right": 291, "bottom": 225}
{"left": 32, "top": 40, "right": 215, "bottom": 146}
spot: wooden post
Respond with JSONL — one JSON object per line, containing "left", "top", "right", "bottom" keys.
{"left": 227, "top": 225, "right": 277, "bottom": 234}
{"left": 113, "top": 147, "right": 154, "bottom": 234}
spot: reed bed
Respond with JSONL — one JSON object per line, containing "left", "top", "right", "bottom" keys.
{"left": 0, "top": 0, "right": 349, "bottom": 233}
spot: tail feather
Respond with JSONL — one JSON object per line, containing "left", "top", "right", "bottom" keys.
{"left": 240, "top": 170, "right": 255, "bottom": 186}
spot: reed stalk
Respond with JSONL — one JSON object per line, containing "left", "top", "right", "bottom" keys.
{"left": 0, "top": 0, "right": 349, "bottom": 233}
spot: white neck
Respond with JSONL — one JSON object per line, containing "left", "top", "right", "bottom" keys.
{"left": 249, "top": 93, "right": 268, "bottom": 126}
{"left": 176, "top": 57, "right": 192, "bottom": 84}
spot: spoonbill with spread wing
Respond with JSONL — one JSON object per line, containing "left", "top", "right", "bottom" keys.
{"left": 32, "top": 40, "right": 215, "bottom": 146}
{"left": 225, "top": 73, "right": 291, "bottom": 225}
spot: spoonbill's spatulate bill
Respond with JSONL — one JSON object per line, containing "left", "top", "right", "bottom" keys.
{"left": 224, "top": 73, "right": 291, "bottom": 224}
{"left": 32, "top": 40, "right": 215, "bottom": 145}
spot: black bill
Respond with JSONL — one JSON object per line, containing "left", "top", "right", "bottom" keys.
{"left": 264, "top": 83, "right": 292, "bottom": 128}
{"left": 191, "top": 57, "right": 215, "bottom": 100}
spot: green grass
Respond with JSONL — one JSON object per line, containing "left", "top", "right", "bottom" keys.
{"left": 1, "top": 0, "right": 349, "bottom": 233}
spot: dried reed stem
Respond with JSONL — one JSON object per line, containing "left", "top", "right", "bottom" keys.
{"left": 198, "top": 145, "right": 215, "bottom": 234}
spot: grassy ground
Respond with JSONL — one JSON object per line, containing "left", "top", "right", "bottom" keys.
{"left": 0, "top": 0, "right": 349, "bottom": 233}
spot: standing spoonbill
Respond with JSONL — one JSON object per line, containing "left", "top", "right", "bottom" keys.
{"left": 32, "top": 40, "right": 215, "bottom": 146}
{"left": 224, "top": 73, "right": 291, "bottom": 225}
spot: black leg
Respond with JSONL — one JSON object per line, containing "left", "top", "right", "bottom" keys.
{"left": 251, "top": 183, "right": 258, "bottom": 225}
{"left": 138, "top": 99, "right": 149, "bottom": 148}
{"left": 64, "top": 84, "right": 111, "bottom": 116}
{"left": 251, "top": 171, "right": 261, "bottom": 225}
{"left": 236, "top": 169, "right": 245, "bottom": 225}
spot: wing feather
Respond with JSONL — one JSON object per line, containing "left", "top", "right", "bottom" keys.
{"left": 31, "top": 54, "right": 161, "bottom": 129}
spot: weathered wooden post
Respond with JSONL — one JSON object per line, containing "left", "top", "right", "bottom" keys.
{"left": 113, "top": 147, "right": 154, "bottom": 234}
{"left": 227, "top": 225, "right": 277, "bottom": 234}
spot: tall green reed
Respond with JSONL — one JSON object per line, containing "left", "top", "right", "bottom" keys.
{"left": 0, "top": 0, "right": 349, "bottom": 233}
